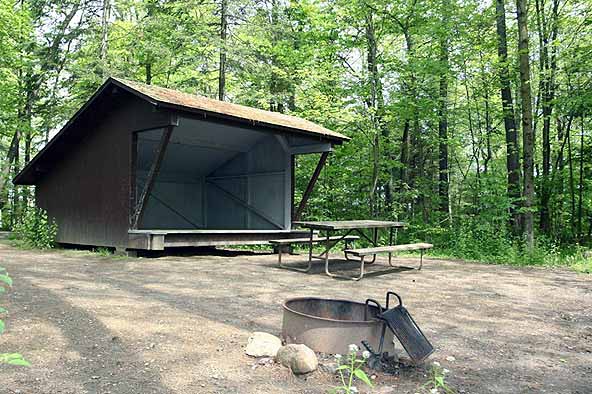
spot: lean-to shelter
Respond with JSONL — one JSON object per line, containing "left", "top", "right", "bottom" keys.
{"left": 13, "top": 78, "right": 349, "bottom": 251}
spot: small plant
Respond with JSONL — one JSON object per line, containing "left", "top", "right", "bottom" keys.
{"left": 13, "top": 207, "right": 58, "bottom": 249}
{"left": 93, "top": 247, "right": 113, "bottom": 257}
{"left": 422, "top": 361, "right": 455, "bottom": 394}
{"left": 0, "top": 266, "right": 29, "bottom": 366}
{"left": 329, "top": 344, "right": 373, "bottom": 394}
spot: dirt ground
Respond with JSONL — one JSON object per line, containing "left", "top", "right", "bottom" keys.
{"left": 0, "top": 242, "right": 590, "bottom": 394}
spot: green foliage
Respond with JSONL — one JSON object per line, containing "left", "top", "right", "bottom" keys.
{"left": 13, "top": 207, "right": 58, "bottom": 250}
{"left": 329, "top": 344, "right": 373, "bottom": 394}
{"left": 0, "top": 267, "right": 30, "bottom": 367}
{"left": 422, "top": 361, "right": 455, "bottom": 393}
{"left": 573, "top": 258, "right": 592, "bottom": 274}
{"left": 407, "top": 218, "right": 589, "bottom": 270}
{"left": 0, "top": 353, "right": 31, "bottom": 366}
{"left": 93, "top": 247, "right": 113, "bottom": 257}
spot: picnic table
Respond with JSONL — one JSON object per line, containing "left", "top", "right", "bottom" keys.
{"left": 270, "top": 220, "right": 433, "bottom": 280}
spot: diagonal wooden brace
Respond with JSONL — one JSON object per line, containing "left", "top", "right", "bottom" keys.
{"left": 293, "top": 151, "right": 329, "bottom": 222}
{"left": 131, "top": 126, "right": 174, "bottom": 229}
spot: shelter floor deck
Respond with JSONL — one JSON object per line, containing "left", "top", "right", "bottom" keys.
{"left": 128, "top": 229, "right": 311, "bottom": 250}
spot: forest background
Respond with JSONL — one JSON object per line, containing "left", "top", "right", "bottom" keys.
{"left": 0, "top": 0, "right": 590, "bottom": 270}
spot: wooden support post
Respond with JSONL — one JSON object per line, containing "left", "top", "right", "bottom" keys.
{"left": 129, "top": 131, "right": 138, "bottom": 226}
{"left": 290, "top": 155, "right": 295, "bottom": 221}
{"left": 293, "top": 151, "right": 329, "bottom": 221}
{"left": 131, "top": 126, "right": 174, "bottom": 229}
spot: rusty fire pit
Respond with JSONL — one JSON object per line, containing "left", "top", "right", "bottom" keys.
{"left": 282, "top": 297, "right": 395, "bottom": 355}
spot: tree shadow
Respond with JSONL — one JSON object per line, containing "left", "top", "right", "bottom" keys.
{"left": 8, "top": 275, "right": 175, "bottom": 393}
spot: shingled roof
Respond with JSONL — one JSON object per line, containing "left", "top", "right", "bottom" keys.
{"left": 113, "top": 78, "right": 349, "bottom": 142}
{"left": 14, "top": 77, "right": 349, "bottom": 185}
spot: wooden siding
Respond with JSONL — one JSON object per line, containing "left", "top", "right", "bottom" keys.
{"left": 36, "top": 92, "right": 171, "bottom": 248}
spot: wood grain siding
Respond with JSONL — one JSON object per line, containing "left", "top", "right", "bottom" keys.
{"left": 35, "top": 92, "right": 170, "bottom": 248}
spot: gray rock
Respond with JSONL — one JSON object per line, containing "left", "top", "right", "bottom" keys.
{"left": 319, "top": 361, "right": 339, "bottom": 374}
{"left": 276, "top": 344, "right": 318, "bottom": 374}
{"left": 245, "top": 332, "right": 282, "bottom": 357}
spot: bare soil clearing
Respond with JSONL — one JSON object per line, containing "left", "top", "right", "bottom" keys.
{"left": 0, "top": 243, "right": 590, "bottom": 394}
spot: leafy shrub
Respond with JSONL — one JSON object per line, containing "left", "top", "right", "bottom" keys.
{"left": 13, "top": 207, "right": 58, "bottom": 249}
{"left": 403, "top": 217, "right": 589, "bottom": 271}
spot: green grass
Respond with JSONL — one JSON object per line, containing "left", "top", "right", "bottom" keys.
{"left": 1, "top": 238, "right": 131, "bottom": 261}
{"left": 405, "top": 222, "right": 592, "bottom": 274}
{"left": 572, "top": 259, "right": 592, "bottom": 273}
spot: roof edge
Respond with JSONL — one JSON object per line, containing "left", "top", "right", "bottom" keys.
{"left": 112, "top": 77, "right": 350, "bottom": 143}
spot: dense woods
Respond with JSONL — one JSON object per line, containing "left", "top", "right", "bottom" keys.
{"left": 0, "top": 0, "right": 590, "bottom": 264}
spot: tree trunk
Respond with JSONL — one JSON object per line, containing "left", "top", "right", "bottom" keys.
{"left": 567, "top": 124, "right": 576, "bottom": 237}
{"left": 400, "top": 121, "right": 410, "bottom": 188}
{"left": 577, "top": 115, "right": 585, "bottom": 240}
{"left": 437, "top": 0, "right": 450, "bottom": 218}
{"left": 268, "top": 0, "right": 282, "bottom": 112}
{"left": 0, "top": 131, "right": 21, "bottom": 207}
{"left": 100, "top": 0, "right": 110, "bottom": 76}
{"left": 399, "top": 29, "right": 415, "bottom": 192}
{"left": 495, "top": 0, "right": 521, "bottom": 234}
{"left": 464, "top": 71, "right": 481, "bottom": 210}
{"left": 145, "top": 62, "right": 152, "bottom": 85}
{"left": 536, "top": 0, "right": 560, "bottom": 234}
{"left": 23, "top": 134, "right": 32, "bottom": 208}
{"left": 11, "top": 137, "right": 20, "bottom": 228}
{"left": 483, "top": 84, "right": 493, "bottom": 174}
{"left": 516, "top": 0, "right": 535, "bottom": 248}
{"left": 365, "top": 12, "right": 388, "bottom": 214}
{"left": 218, "top": 0, "right": 227, "bottom": 101}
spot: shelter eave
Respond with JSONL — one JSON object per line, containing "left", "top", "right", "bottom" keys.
{"left": 155, "top": 101, "right": 350, "bottom": 144}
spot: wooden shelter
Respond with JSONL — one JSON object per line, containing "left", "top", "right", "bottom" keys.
{"left": 14, "top": 78, "right": 349, "bottom": 252}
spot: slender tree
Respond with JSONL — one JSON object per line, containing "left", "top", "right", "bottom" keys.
{"left": 437, "top": 0, "right": 451, "bottom": 218}
{"left": 495, "top": 0, "right": 521, "bottom": 234}
{"left": 100, "top": 0, "right": 110, "bottom": 77}
{"left": 536, "top": 0, "right": 560, "bottom": 233}
{"left": 218, "top": 0, "right": 228, "bottom": 101}
{"left": 364, "top": 11, "right": 388, "bottom": 216}
{"left": 516, "top": 0, "right": 535, "bottom": 247}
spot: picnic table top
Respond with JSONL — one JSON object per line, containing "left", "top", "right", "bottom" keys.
{"left": 293, "top": 220, "right": 406, "bottom": 230}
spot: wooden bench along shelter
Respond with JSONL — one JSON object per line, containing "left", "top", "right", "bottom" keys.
{"left": 13, "top": 78, "right": 349, "bottom": 253}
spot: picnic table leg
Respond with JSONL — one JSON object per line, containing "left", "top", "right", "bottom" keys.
{"left": 342, "top": 229, "right": 357, "bottom": 261}
{"left": 324, "top": 231, "right": 331, "bottom": 277}
{"left": 367, "top": 228, "right": 378, "bottom": 264}
{"left": 278, "top": 246, "right": 282, "bottom": 265}
{"left": 308, "top": 228, "right": 314, "bottom": 265}
{"left": 388, "top": 227, "right": 393, "bottom": 266}
{"left": 278, "top": 229, "right": 314, "bottom": 272}
{"left": 326, "top": 252, "right": 365, "bottom": 281}
{"left": 326, "top": 229, "right": 367, "bottom": 281}
{"left": 348, "top": 228, "right": 378, "bottom": 264}
{"left": 418, "top": 249, "right": 424, "bottom": 270}
{"left": 358, "top": 255, "right": 366, "bottom": 280}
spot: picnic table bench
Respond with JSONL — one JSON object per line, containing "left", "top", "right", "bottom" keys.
{"left": 345, "top": 242, "right": 433, "bottom": 272}
{"left": 269, "top": 235, "right": 360, "bottom": 269}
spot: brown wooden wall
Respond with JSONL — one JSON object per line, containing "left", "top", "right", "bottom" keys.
{"left": 35, "top": 91, "right": 171, "bottom": 248}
